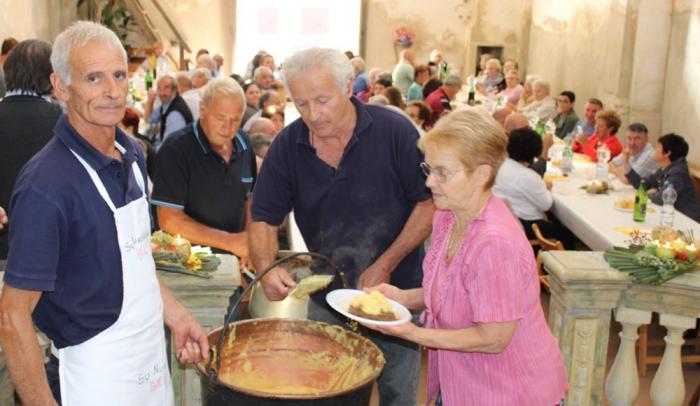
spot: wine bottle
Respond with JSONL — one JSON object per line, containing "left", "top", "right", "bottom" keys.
{"left": 633, "top": 180, "right": 648, "bottom": 222}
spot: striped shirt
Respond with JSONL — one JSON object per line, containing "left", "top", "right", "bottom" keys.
{"left": 626, "top": 143, "right": 658, "bottom": 179}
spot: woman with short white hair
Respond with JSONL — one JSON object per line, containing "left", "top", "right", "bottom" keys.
{"left": 519, "top": 78, "right": 556, "bottom": 122}
{"left": 476, "top": 58, "right": 503, "bottom": 95}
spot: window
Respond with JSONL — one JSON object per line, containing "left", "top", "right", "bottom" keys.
{"left": 234, "top": 0, "right": 362, "bottom": 76}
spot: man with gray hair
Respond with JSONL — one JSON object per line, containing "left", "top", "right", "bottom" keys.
{"left": 152, "top": 76, "right": 255, "bottom": 262}
{"left": 350, "top": 56, "right": 368, "bottom": 95}
{"left": 0, "top": 21, "right": 207, "bottom": 405}
{"left": 610, "top": 122, "right": 659, "bottom": 183}
{"left": 253, "top": 65, "right": 274, "bottom": 90}
{"left": 144, "top": 74, "right": 193, "bottom": 146}
{"left": 520, "top": 78, "right": 556, "bottom": 123}
{"left": 249, "top": 47, "right": 434, "bottom": 406}
{"left": 195, "top": 53, "right": 218, "bottom": 77}
{"left": 424, "top": 73, "right": 462, "bottom": 128}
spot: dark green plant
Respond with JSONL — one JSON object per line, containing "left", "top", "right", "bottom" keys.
{"left": 76, "top": 0, "right": 134, "bottom": 49}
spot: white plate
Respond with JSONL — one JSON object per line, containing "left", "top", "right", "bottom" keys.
{"left": 613, "top": 202, "right": 654, "bottom": 214}
{"left": 326, "top": 289, "right": 412, "bottom": 326}
{"left": 613, "top": 204, "right": 633, "bottom": 213}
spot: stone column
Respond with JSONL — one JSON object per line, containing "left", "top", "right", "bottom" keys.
{"left": 541, "top": 251, "right": 629, "bottom": 406}
{"left": 628, "top": 0, "right": 673, "bottom": 138}
{"left": 605, "top": 306, "right": 652, "bottom": 406}
{"left": 649, "top": 314, "right": 697, "bottom": 406}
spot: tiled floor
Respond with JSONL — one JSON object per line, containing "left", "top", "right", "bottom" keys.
{"left": 369, "top": 292, "right": 700, "bottom": 406}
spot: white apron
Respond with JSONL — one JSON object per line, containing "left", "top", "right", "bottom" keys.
{"left": 54, "top": 145, "right": 174, "bottom": 405}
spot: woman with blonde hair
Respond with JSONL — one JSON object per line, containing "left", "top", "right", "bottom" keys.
{"left": 573, "top": 108, "right": 623, "bottom": 162}
{"left": 365, "top": 107, "right": 568, "bottom": 405}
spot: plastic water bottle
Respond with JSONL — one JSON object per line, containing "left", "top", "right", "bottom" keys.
{"left": 660, "top": 183, "right": 678, "bottom": 228}
{"left": 561, "top": 138, "right": 574, "bottom": 176}
{"left": 597, "top": 143, "right": 611, "bottom": 163}
{"left": 596, "top": 143, "right": 611, "bottom": 181}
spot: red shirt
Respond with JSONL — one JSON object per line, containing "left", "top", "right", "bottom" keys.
{"left": 573, "top": 133, "right": 623, "bottom": 162}
{"left": 425, "top": 87, "right": 451, "bottom": 128}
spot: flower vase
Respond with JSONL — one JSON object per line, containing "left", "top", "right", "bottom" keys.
{"left": 396, "top": 38, "right": 413, "bottom": 48}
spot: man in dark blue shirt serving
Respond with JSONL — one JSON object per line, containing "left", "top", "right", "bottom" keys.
{"left": 249, "top": 47, "right": 434, "bottom": 406}
{"left": 0, "top": 21, "right": 207, "bottom": 406}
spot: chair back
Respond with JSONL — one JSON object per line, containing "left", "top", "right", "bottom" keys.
{"left": 532, "top": 223, "right": 564, "bottom": 292}
{"left": 532, "top": 223, "right": 564, "bottom": 251}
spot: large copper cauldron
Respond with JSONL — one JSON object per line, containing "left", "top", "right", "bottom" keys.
{"left": 197, "top": 252, "right": 383, "bottom": 405}
{"left": 196, "top": 318, "right": 385, "bottom": 405}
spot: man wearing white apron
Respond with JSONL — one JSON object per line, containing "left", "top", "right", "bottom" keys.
{"left": 0, "top": 21, "right": 209, "bottom": 405}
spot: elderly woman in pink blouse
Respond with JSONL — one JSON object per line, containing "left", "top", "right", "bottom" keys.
{"left": 499, "top": 70, "right": 525, "bottom": 108}
{"left": 366, "top": 108, "right": 568, "bottom": 405}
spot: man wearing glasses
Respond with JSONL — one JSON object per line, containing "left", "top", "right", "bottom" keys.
{"left": 553, "top": 90, "right": 579, "bottom": 139}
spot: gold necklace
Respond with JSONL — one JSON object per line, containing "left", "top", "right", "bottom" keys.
{"left": 446, "top": 197, "right": 491, "bottom": 256}
{"left": 446, "top": 223, "right": 467, "bottom": 257}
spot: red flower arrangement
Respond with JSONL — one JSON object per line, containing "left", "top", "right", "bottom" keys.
{"left": 393, "top": 27, "right": 416, "bottom": 46}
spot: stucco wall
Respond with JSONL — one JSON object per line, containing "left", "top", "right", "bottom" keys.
{"left": 0, "top": 0, "right": 76, "bottom": 42}
{"left": 662, "top": 0, "right": 700, "bottom": 166}
{"left": 466, "top": 0, "right": 526, "bottom": 76}
{"left": 153, "top": 0, "right": 235, "bottom": 75}
{"left": 363, "top": 0, "right": 527, "bottom": 76}
{"left": 363, "top": 0, "right": 469, "bottom": 74}
{"left": 527, "top": 0, "right": 628, "bottom": 111}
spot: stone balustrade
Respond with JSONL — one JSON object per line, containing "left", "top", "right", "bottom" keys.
{"left": 540, "top": 251, "right": 700, "bottom": 406}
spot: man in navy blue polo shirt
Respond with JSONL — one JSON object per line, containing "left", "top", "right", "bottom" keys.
{"left": 249, "top": 47, "right": 434, "bottom": 406}
{"left": 0, "top": 21, "right": 207, "bottom": 405}
{"left": 152, "top": 77, "right": 254, "bottom": 260}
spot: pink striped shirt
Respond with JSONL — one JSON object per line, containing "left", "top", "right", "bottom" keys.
{"left": 421, "top": 196, "right": 568, "bottom": 405}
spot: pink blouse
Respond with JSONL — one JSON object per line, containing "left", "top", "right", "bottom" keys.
{"left": 421, "top": 196, "right": 568, "bottom": 405}
{"left": 501, "top": 84, "right": 524, "bottom": 106}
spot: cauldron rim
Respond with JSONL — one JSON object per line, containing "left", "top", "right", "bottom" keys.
{"left": 195, "top": 318, "right": 385, "bottom": 400}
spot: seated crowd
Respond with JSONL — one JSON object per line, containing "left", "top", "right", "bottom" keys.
{"left": 3, "top": 29, "right": 700, "bottom": 256}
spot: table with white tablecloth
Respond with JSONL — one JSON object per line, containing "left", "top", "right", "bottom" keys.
{"left": 546, "top": 157, "right": 700, "bottom": 250}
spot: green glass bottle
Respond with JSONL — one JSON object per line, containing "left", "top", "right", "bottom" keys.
{"left": 144, "top": 69, "right": 153, "bottom": 90}
{"left": 467, "top": 80, "right": 475, "bottom": 106}
{"left": 633, "top": 180, "right": 648, "bottom": 222}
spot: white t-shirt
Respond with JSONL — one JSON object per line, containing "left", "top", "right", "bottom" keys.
{"left": 493, "top": 158, "right": 553, "bottom": 220}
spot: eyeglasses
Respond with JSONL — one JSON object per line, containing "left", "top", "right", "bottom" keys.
{"left": 419, "top": 162, "right": 464, "bottom": 183}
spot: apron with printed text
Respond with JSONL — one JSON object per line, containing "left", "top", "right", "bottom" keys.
{"left": 54, "top": 145, "right": 173, "bottom": 405}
